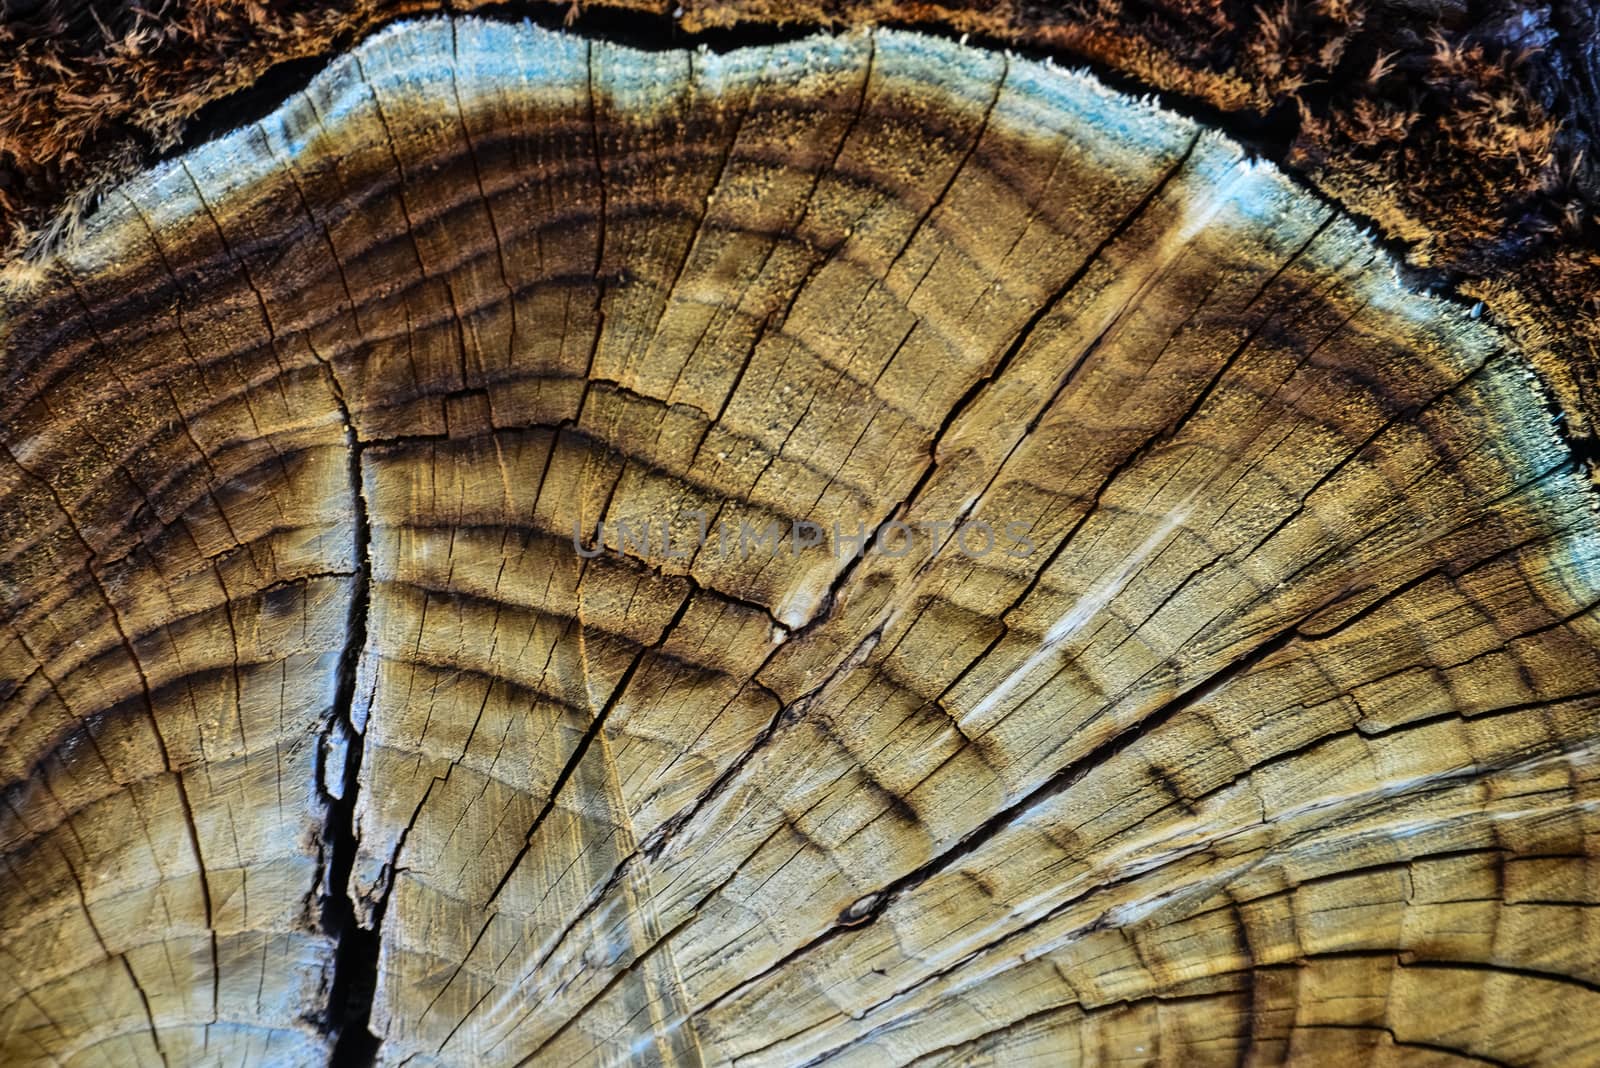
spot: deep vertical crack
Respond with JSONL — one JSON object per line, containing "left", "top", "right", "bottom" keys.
{"left": 314, "top": 372, "right": 383, "bottom": 1066}
{"left": 171, "top": 144, "right": 390, "bottom": 1063}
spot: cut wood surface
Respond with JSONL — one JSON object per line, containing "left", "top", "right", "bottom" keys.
{"left": 2, "top": 17, "right": 1599, "bottom": 1067}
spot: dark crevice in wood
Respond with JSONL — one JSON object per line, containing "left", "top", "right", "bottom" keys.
{"left": 1533, "top": 357, "right": 1600, "bottom": 479}
{"left": 313, "top": 373, "right": 384, "bottom": 1066}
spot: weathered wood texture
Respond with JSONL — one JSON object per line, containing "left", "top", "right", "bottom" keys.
{"left": 3, "top": 17, "right": 1599, "bottom": 1067}
{"left": 5, "top": 0, "right": 1600, "bottom": 431}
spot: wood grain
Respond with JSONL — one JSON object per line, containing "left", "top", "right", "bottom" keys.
{"left": 2, "top": 17, "right": 1598, "bottom": 1067}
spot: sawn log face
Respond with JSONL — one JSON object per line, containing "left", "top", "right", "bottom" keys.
{"left": 2, "top": 18, "right": 1598, "bottom": 1067}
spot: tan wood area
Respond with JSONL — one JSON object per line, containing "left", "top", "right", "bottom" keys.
{"left": 2, "top": 19, "right": 1598, "bottom": 1067}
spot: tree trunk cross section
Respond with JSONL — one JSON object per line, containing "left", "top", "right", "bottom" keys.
{"left": 1, "top": 17, "right": 1598, "bottom": 1067}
